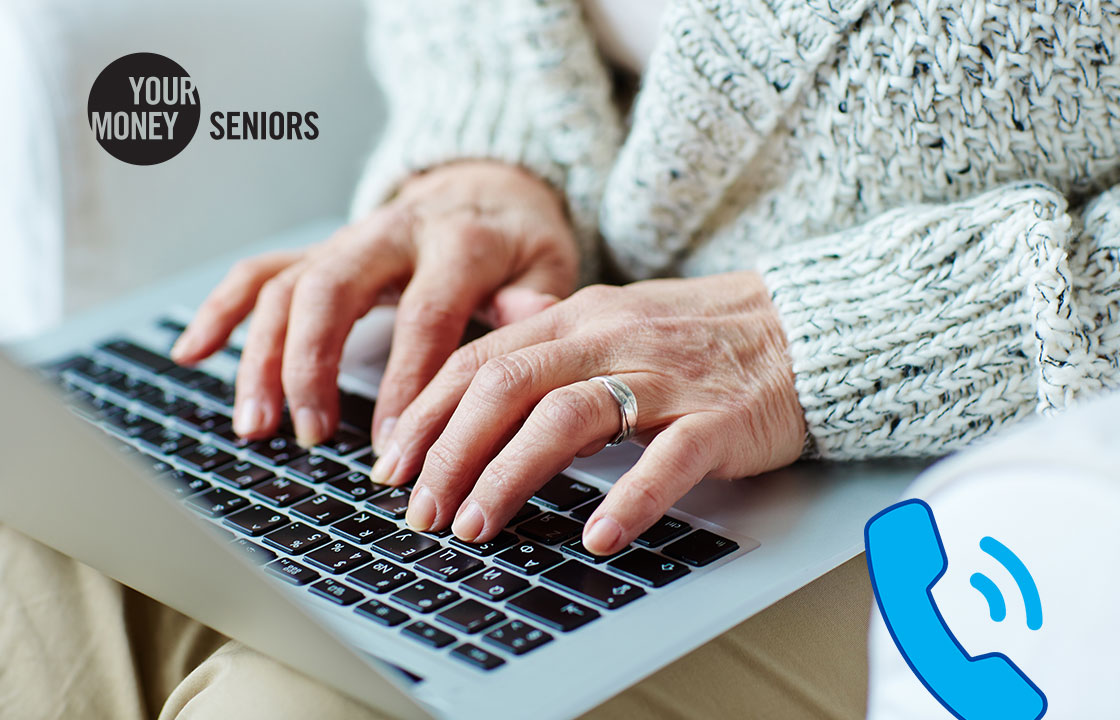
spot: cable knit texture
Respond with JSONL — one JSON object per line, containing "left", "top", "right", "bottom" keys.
{"left": 357, "top": 0, "right": 1120, "bottom": 459}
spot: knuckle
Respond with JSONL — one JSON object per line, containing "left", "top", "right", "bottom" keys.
{"left": 227, "top": 257, "right": 266, "bottom": 284}
{"left": 258, "top": 276, "right": 294, "bottom": 307}
{"left": 422, "top": 441, "right": 466, "bottom": 489}
{"left": 571, "top": 283, "right": 618, "bottom": 307}
{"left": 539, "top": 385, "right": 601, "bottom": 432}
{"left": 281, "top": 358, "right": 324, "bottom": 391}
{"left": 474, "top": 352, "right": 538, "bottom": 399}
{"left": 623, "top": 479, "right": 666, "bottom": 519}
{"left": 294, "top": 269, "right": 349, "bottom": 310}
{"left": 398, "top": 297, "right": 460, "bottom": 338}
{"left": 446, "top": 343, "right": 488, "bottom": 379}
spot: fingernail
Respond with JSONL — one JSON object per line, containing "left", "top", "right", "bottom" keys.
{"left": 405, "top": 486, "right": 437, "bottom": 532}
{"left": 452, "top": 501, "right": 485, "bottom": 542}
{"left": 584, "top": 516, "right": 623, "bottom": 555}
{"left": 294, "top": 407, "right": 329, "bottom": 448}
{"left": 374, "top": 417, "right": 397, "bottom": 455}
{"left": 170, "top": 332, "right": 195, "bottom": 361}
{"left": 370, "top": 442, "right": 401, "bottom": 484}
{"left": 233, "top": 398, "right": 264, "bottom": 437}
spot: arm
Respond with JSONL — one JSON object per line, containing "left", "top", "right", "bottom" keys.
{"left": 353, "top": 0, "right": 623, "bottom": 283}
{"left": 758, "top": 181, "right": 1120, "bottom": 459}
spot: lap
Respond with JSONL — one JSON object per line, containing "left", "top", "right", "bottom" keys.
{"left": 0, "top": 526, "right": 869, "bottom": 720}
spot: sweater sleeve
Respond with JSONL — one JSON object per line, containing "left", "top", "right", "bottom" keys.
{"left": 351, "top": 0, "right": 623, "bottom": 284}
{"left": 758, "top": 182, "right": 1120, "bottom": 459}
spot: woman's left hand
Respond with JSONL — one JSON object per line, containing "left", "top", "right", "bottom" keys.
{"left": 373, "top": 271, "right": 807, "bottom": 555}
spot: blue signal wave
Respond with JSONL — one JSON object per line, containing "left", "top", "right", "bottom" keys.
{"left": 969, "top": 536, "right": 1042, "bottom": 631}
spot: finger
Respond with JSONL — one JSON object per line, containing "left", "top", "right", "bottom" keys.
{"left": 172, "top": 251, "right": 303, "bottom": 364}
{"left": 450, "top": 374, "right": 656, "bottom": 542}
{"left": 483, "top": 258, "right": 573, "bottom": 327}
{"left": 369, "top": 303, "right": 566, "bottom": 485}
{"left": 282, "top": 240, "right": 410, "bottom": 447}
{"left": 583, "top": 415, "right": 718, "bottom": 555}
{"left": 232, "top": 263, "right": 305, "bottom": 439}
{"left": 485, "top": 286, "right": 560, "bottom": 327}
{"left": 403, "top": 340, "right": 609, "bottom": 532}
{"left": 371, "top": 238, "right": 508, "bottom": 454}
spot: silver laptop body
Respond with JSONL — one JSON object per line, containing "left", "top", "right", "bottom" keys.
{"left": 0, "top": 221, "right": 925, "bottom": 720}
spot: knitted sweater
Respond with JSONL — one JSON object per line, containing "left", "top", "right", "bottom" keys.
{"left": 352, "top": 0, "right": 1120, "bottom": 460}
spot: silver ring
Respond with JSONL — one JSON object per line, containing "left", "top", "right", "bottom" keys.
{"left": 590, "top": 375, "right": 638, "bottom": 447}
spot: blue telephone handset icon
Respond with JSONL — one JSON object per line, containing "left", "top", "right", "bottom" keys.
{"left": 865, "top": 500, "right": 1046, "bottom": 720}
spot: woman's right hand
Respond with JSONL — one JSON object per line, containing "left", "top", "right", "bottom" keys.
{"left": 170, "top": 161, "right": 580, "bottom": 451}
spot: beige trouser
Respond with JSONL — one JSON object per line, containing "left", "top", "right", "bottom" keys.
{"left": 0, "top": 524, "right": 870, "bottom": 720}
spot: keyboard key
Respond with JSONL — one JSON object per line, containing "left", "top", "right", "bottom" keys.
{"left": 449, "top": 531, "right": 517, "bottom": 557}
{"left": 507, "top": 586, "right": 599, "bottom": 632}
{"left": 103, "top": 411, "right": 160, "bottom": 439}
{"left": 569, "top": 497, "right": 603, "bottom": 523}
{"left": 176, "top": 443, "right": 234, "bottom": 473}
{"left": 402, "top": 621, "right": 455, "bottom": 649}
{"left": 136, "top": 387, "right": 192, "bottom": 416}
{"left": 484, "top": 620, "right": 552, "bottom": 656}
{"left": 542, "top": 561, "right": 645, "bottom": 610}
{"left": 355, "top": 599, "right": 410, "bottom": 627}
{"left": 265, "top": 557, "right": 320, "bottom": 586}
{"left": 262, "top": 522, "right": 331, "bottom": 555}
{"left": 214, "top": 461, "right": 273, "bottom": 490}
{"left": 461, "top": 566, "right": 530, "bottom": 602}
{"left": 450, "top": 643, "right": 505, "bottom": 671}
{"left": 318, "top": 428, "right": 369, "bottom": 456}
{"left": 517, "top": 512, "right": 582, "bottom": 545}
{"left": 561, "top": 539, "right": 629, "bottom": 564}
{"left": 372, "top": 530, "right": 440, "bottom": 562}
{"left": 161, "top": 470, "right": 211, "bottom": 498}
{"left": 211, "top": 425, "right": 250, "bottom": 450}
{"left": 225, "top": 505, "right": 289, "bottom": 537}
{"left": 305, "top": 540, "right": 374, "bottom": 574}
{"left": 186, "top": 488, "right": 249, "bottom": 518}
{"left": 310, "top": 578, "right": 364, "bottom": 606}
{"left": 171, "top": 405, "right": 231, "bottom": 434}
{"left": 332, "top": 511, "right": 396, "bottom": 544}
{"left": 365, "top": 486, "right": 410, "bottom": 519}
{"left": 327, "top": 471, "right": 380, "bottom": 502}
{"left": 338, "top": 390, "right": 375, "bottom": 433}
{"left": 356, "top": 600, "right": 409, "bottom": 627}
{"left": 507, "top": 502, "right": 541, "bottom": 526}
{"left": 286, "top": 454, "right": 347, "bottom": 484}
{"left": 349, "top": 559, "right": 415, "bottom": 594}
{"left": 99, "top": 339, "right": 175, "bottom": 373}
{"left": 437, "top": 599, "right": 505, "bottom": 634}
{"left": 663, "top": 530, "right": 739, "bottom": 567}
{"left": 349, "top": 451, "right": 375, "bottom": 471}
{"left": 415, "top": 547, "right": 483, "bottom": 582}
{"left": 533, "top": 475, "right": 600, "bottom": 511}
{"left": 290, "top": 494, "right": 355, "bottom": 525}
{"left": 230, "top": 538, "right": 277, "bottom": 565}
{"left": 254, "top": 478, "right": 315, "bottom": 508}
{"left": 392, "top": 580, "right": 460, "bottom": 613}
{"left": 247, "top": 435, "right": 307, "bottom": 466}
{"left": 104, "top": 373, "right": 154, "bottom": 399}
{"left": 138, "top": 426, "right": 196, "bottom": 456}
{"left": 196, "top": 379, "right": 236, "bottom": 406}
{"left": 608, "top": 549, "right": 691, "bottom": 588}
{"left": 495, "top": 541, "right": 564, "bottom": 576}
{"left": 635, "top": 516, "right": 691, "bottom": 548}
{"left": 164, "top": 365, "right": 220, "bottom": 392}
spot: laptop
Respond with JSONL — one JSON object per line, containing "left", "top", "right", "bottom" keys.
{"left": 0, "top": 220, "right": 928, "bottom": 720}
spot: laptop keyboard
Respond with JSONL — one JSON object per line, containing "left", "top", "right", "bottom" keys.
{"left": 42, "top": 328, "right": 754, "bottom": 674}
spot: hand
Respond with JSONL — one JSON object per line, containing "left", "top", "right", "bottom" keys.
{"left": 170, "top": 161, "right": 579, "bottom": 448}
{"left": 376, "top": 272, "right": 807, "bottom": 555}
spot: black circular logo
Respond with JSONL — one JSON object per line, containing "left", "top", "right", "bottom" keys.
{"left": 87, "top": 53, "right": 201, "bottom": 165}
